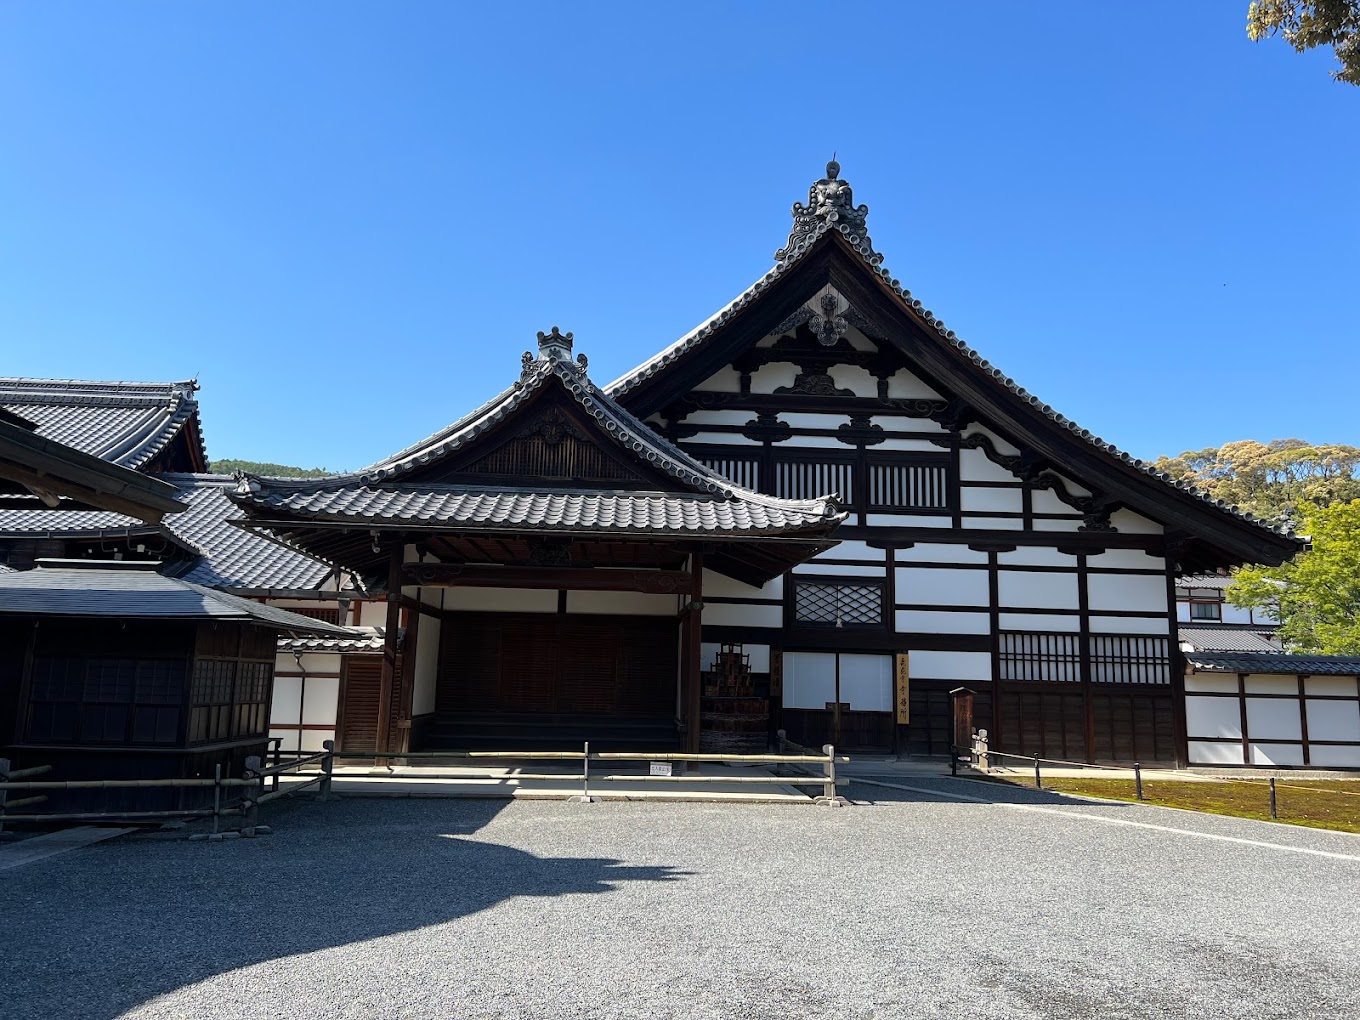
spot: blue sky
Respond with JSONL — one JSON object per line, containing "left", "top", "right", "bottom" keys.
{"left": 2, "top": 3, "right": 1356, "bottom": 470}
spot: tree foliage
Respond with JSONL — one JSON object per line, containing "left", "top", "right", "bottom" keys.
{"left": 209, "top": 459, "right": 334, "bottom": 478}
{"left": 1229, "top": 500, "right": 1360, "bottom": 653}
{"left": 1153, "top": 439, "right": 1360, "bottom": 521}
{"left": 1247, "top": 0, "right": 1360, "bottom": 85}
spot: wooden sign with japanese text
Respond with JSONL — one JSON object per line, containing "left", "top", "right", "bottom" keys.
{"left": 895, "top": 653, "right": 910, "bottom": 725}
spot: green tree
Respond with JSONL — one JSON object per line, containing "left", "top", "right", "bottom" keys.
{"left": 209, "top": 459, "right": 335, "bottom": 478}
{"left": 1229, "top": 500, "right": 1360, "bottom": 653}
{"left": 1247, "top": 1, "right": 1360, "bottom": 85}
{"left": 1153, "top": 439, "right": 1360, "bottom": 520}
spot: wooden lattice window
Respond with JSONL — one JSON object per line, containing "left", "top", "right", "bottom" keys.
{"left": 697, "top": 454, "right": 761, "bottom": 491}
{"left": 1000, "top": 632, "right": 1082, "bottom": 683}
{"left": 792, "top": 579, "right": 884, "bottom": 628}
{"left": 1090, "top": 635, "right": 1170, "bottom": 685}
{"left": 866, "top": 456, "right": 952, "bottom": 512}
{"left": 773, "top": 456, "right": 855, "bottom": 504}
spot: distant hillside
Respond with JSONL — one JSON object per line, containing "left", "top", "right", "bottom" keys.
{"left": 210, "top": 459, "right": 335, "bottom": 479}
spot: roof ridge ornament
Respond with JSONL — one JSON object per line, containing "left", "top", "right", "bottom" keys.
{"left": 776, "top": 159, "right": 877, "bottom": 263}
{"left": 522, "top": 326, "right": 589, "bottom": 383}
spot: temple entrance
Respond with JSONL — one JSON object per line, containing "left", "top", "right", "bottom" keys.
{"left": 428, "top": 611, "right": 679, "bottom": 750}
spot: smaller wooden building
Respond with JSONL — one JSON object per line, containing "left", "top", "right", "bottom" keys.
{"left": 0, "top": 559, "right": 350, "bottom": 812}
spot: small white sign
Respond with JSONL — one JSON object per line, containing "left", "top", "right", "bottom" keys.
{"left": 649, "top": 761, "right": 673, "bottom": 777}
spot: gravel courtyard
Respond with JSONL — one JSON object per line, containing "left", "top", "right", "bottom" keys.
{"left": 3, "top": 777, "right": 1359, "bottom": 1020}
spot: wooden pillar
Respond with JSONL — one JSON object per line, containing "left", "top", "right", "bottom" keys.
{"left": 376, "top": 545, "right": 402, "bottom": 762}
{"left": 1077, "top": 553, "right": 1095, "bottom": 763}
{"left": 685, "top": 552, "right": 704, "bottom": 753}
{"left": 1164, "top": 546, "right": 1190, "bottom": 768}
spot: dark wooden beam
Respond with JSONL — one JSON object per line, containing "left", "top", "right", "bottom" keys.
{"left": 375, "top": 547, "right": 403, "bottom": 764}
{"left": 401, "top": 562, "right": 698, "bottom": 595}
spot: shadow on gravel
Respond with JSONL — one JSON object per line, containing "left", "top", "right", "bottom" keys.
{"left": 0, "top": 798, "right": 690, "bottom": 1020}
{"left": 846, "top": 774, "right": 1133, "bottom": 810}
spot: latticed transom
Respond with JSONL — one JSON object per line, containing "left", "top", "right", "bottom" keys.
{"left": 793, "top": 581, "right": 882, "bottom": 626}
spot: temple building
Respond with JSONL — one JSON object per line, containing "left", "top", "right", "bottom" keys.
{"left": 6, "top": 163, "right": 1337, "bottom": 768}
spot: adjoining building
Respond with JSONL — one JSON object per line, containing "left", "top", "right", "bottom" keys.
{"left": 1, "top": 164, "right": 1320, "bottom": 767}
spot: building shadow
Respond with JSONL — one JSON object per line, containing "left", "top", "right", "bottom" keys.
{"left": 844, "top": 774, "right": 1134, "bottom": 808}
{"left": 0, "top": 797, "right": 689, "bottom": 1020}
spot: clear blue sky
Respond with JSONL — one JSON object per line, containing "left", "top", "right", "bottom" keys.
{"left": 2, "top": 3, "right": 1356, "bottom": 471}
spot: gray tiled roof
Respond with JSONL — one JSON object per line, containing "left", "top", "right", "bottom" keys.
{"left": 1185, "top": 652, "right": 1360, "bottom": 676}
{"left": 234, "top": 346, "right": 843, "bottom": 537}
{"left": 603, "top": 216, "right": 1296, "bottom": 544}
{"left": 1178, "top": 627, "right": 1280, "bottom": 653}
{"left": 0, "top": 561, "right": 350, "bottom": 633}
{"left": 1178, "top": 574, "right": 1232, "bottom": 591}
{"left": 0, "top": 475, "right": 336, "bottom": 593}
{"left": 277, "top": 626, "right": 390, "bottom": 655}
{"left": 0, "top": 378, "right": 206, "bottom": 469}
{"left": 237, "top": 483, "right": 836, "bottom": 536}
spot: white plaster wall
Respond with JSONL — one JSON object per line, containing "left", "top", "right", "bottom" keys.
{"left": 1045, "top": 471, "right": 1091, "bottom": 499}
{"left": 815, "top": 540, "right": 882, "bottom": 562}
{"left": 271, "top": 675, "right": 302, "bottom": 726}
{"left": 702, "top": 602, "right": 782, "bottom": 628}
{"left": 865, "top": 514, "right": 954, "bottom": 529}
{"left": 908, "top": 650, "right": 992, "bottom": 682}
{"left": 1305, "top": 676, "right": 1359, "bottom": 696}
{"left": 697, "top": 367, "right": 743, "bottom": 392}
{"left": 1188, "top": 740, "right": 1246, "bottom": 765}
{"left": 1088, "top": 616, "right": 1170, "bottom": 635}
{"left": 828, "top": 364, "right": 879, "bottom": 397}
{"left": 1175, "top": 603, "right": 1192, "bottom": 623}
{"left": 869, "top": 437, "right": 949, "bottom": 452}
{"left": 1306, "top": 699, "right": 1360, "bottom": 742}
{"left": 894, "top": 544, "right": 989, "bottom": 565}
{"left": 677, "top": 409, "right": 758, "bottom": 427}
{"left": 1222, "top": 604, "right": 1254, "bottom": 625}
{"left": 999, "top": 547, "right": 1079, "bottom": 568}
{"left": 412, "top": 614, "right": 441, "bottom": 716}
{"left": 1088, "top": 573, "right": 1167, "bottom": 614}
{"left": 962, "top": 516, "right": 1024, "bottom": 531}
{"left": 358, "top": 601, "right": 388, "bottom": 626}
{"left": 778, "top": 412, "right": 853, "bottom": 430}
{"left": 703, "top": 569, "right": 781, "bottom": 600}
{"left": 1245, "top": 698, "right": 1302, "bottom": 740}
{"left": 301, "top": 677, "right": 340, "bottom": 727}
{"left": 1030, "top": 489, "right": 1075, "bottom": 516}
{"left": 1311, "top": 746, "right": 1360, "bottom": 767}
{"left": 959, "top": 449, "right": 1021, "bottom": 485}
{"left": 1000, "top": 613, "right": 1080, "bottom": 633}
{"left": 1250, "top": 743, "right": 1305, "bottom": 766}
{"left": 683, "top": 431, "right": 762, "bottom": 446}
{"left": 268, "top": 728, "right": 302, "bottom": 754}
{"left": 1186, "top": 674, "right": 1239, "bottom": 694}
{"left": 1109, "top": 509, "right": 1164, "bottom": 535}
{"left": 794, "top": 563, "right": 886, "bottom": 578}
{"left": 1031, "top": 518, "right": 1084, "bottom": 532}
{"left": 895, "top": 610, "right": 991, "bottom": 635}
{"left": 897, "top": 567, "right": 990, "bottom": 606}
{"left": 443, "top": 587, "right": 557, "bottom": 613}
{"left": 998, "top": 570, "right": 1080, "bottom": 610}
{"left": 566, "top": 591, "right": 678, "bottom": 616}
{"left": 1244, "top": 676, "right": 1298, "bottom": 696}
{"left": 961, "top": 487, "right": 1024, "bottom": 514}
{"left": 885, "top": 368, "right": 943, "bottom": 400}
{"left": 1089, "top": 549, "right": 1166, "bottom": 571}
{"left": 1185, "top": 697, "right": 1241, "bottom": 739}
{"left": 749, "top": 363, "right": 799, "bottom": 393}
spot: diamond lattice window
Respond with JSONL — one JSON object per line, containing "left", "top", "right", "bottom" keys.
{"left": 793, "top": 581, "right": 883, "bottom": 627}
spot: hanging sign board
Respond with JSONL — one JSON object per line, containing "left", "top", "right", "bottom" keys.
{"left": 895, "top": 653, "right": 910, "bottom": 725}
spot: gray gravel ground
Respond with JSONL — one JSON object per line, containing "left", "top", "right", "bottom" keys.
{"left": 3, "top": 777, "right": 1359, "bottom": 1020}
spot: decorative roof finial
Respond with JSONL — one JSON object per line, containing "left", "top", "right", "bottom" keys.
{"left": 523, "top": 326, "right": 589, "bottom": 381}
{"left": 776, "top": 159, "right": 878, "bottom": 264}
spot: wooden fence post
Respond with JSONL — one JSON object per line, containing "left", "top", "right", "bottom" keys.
{"left": 212, "top": 764, "right": 222, "bottom": 835}
{"left": 0, "top": 758, "right": 9, "bottom": 838}
{"left": 319, "top": 740, "right": 335, "bottom": 801}
{"left": 243, "top": 755, "right": 262, "bottom": 836}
